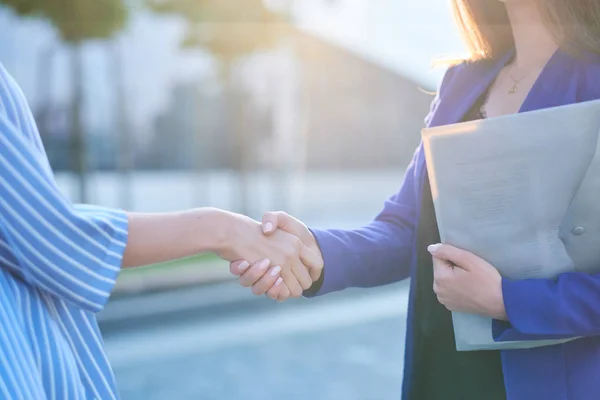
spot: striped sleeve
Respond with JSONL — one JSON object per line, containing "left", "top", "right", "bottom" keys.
{"left": 0, "top": 114, "right": 129, "bottom": 313}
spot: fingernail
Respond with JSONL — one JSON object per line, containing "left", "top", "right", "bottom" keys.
{"left": 263, "top": 222, "right": 273, "bottom": 233}
{"left": 275, "top": 277, "right": 283, "bottom": 287}
{"left": 270, "top": 265, "right": 282, "bottom": 277}
{"left": 238, "top": 261, "right": 250, "bottom": 272}
{"left": 428, "top": 244, "right": 441, "bottom": 253}
{"left": 259, "top": 259, "right": 270, "bottom": 271}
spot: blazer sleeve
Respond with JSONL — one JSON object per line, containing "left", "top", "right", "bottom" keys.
{"left": 493, "top": 273, "right": 600, "bottom": 341}
{"left": 303, "top": 67, "right": 454, "bottom": 297}
{"left": 304, "top": 146, "right": 421, "bottom": 297}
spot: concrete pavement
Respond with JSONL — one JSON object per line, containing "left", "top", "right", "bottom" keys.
{"left": 101, "top": 281, "right": 410, "bottom": 400}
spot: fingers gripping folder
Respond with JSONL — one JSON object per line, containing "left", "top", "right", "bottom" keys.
{"left": 422, "top": 99, "right": 600, "bottom": 351}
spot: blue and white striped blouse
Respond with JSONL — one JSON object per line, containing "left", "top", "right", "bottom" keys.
{"left": 0, "top": 64, "right": 128, "bottom": 399}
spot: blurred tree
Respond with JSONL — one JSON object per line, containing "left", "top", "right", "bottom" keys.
{"left": 1, "top": 0, "right": 128, "bottom": 202}
{"left": 147, "top": 0, "right": 290, "bottom": 214}
{"left": 147, "top": 0, "right": 283, "bottom": 62}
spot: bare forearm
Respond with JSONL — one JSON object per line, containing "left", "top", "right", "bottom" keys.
{"left": 122, "top": 207, "right": 229, "bottom": 268}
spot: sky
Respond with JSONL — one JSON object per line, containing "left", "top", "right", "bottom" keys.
{"left": 292, "top": 0, "right": 466, "bottom": 88}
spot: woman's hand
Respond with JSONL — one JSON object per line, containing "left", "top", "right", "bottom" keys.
{"left": 230, "top": 259, "right": 292, "bottom": 300}
{"left": 261, "top": 212, "right": 322, "bottom": 280}
{"left": 428, "top": 243, "right": 508, "bottom": 321}
{"left": 229, "top": 211, "right": 323, "bottom": 301}
{"left": 216, "top": 212, "right": 322, "bottom": 297}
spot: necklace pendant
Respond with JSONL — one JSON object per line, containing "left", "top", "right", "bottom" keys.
{"left": 508, "top": 82, "right": 518, "bottom": 94}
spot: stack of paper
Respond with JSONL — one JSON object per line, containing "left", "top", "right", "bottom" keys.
{"left": 421, "top": 99, "right": 600, "bottom": 351}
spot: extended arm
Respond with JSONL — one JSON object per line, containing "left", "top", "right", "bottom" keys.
{"left": 306, "top": 147, "right": 422, "bottom": 296}
{"left": 231, "top": 143, "right": 425, "bottom": 298}
{"left": 0, "top": 64, "right": 321, "bottom": 311}
{"left": 0, "top": 112, "right": 242, "bottom": 310}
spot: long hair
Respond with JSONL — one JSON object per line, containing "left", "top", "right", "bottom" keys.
{"left": 452, "top": 0, "right": 600, "bottom": 61}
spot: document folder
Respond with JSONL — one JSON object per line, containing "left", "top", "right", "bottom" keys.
{"left": 422, "top": 99, "right": 600, "bottom": 350}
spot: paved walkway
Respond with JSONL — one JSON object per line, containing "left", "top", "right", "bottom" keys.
{"left": 103, "top": 282, "right": 409, "bottom": 400}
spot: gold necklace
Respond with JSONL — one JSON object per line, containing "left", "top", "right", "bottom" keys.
{"left": 507, "top": 64, "right": 531, "bottom": 95}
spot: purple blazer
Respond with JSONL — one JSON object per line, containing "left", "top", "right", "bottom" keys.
{"left": 308, "top": 48, "right": 600, "bottom": 400}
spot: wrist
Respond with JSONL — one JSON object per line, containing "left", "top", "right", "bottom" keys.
{"left": 308, "top": 235, "right": 320, "bottom": 258}
{"left": 491, "top": 277, "right": 508, "bottom": 321}
{"left": 306, "top": 229, "right": 324, "bottom": 279}
{"left": 202, "top": 209, "right": 260, "bottom": 260}
{"left": 191, "top": 208, "right": 236, "bottom": 255}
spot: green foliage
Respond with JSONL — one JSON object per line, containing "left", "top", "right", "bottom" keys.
{"left": 1, "top": 0, "right": 127, "bottom": 42}
{"left": 146, "top": 0, "right": 289, "bottom": 62}
{"left": 147, "top": 0, "right": 281, "bottom": 24}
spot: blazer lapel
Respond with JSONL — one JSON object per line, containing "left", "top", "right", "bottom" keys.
{"left": 427, "top": 48, "right": 579, "bottom": 127}
{"left": 519, "top": 49, "right": 578, "bottom": 112}
{"left": 428, "top": 50, "right": 515, "bottom": 128}
{"left": 415, "top": 51, "right": 515, "bottom": 189}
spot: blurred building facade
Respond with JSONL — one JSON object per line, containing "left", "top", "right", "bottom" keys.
{"left": 295, "top": 31, "right": 431, "bottom": 169}
{"left": 0, "top": 0, "right": 462, "bottom": 173}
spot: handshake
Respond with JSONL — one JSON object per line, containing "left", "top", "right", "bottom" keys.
{"left": 216, "top": 211, "right": 324, "bottom": 302}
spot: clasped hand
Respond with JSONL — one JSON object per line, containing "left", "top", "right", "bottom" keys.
{"left": 224, "top": 212, "right": 322, "bottom": 301}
